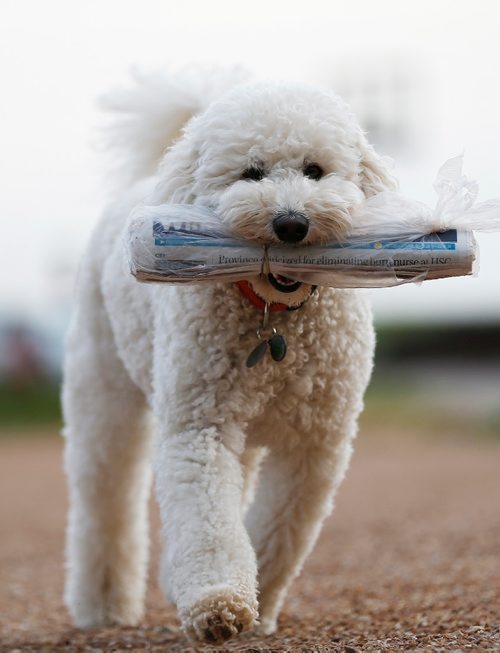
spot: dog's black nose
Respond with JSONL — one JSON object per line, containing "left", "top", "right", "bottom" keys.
{"left": 273, "top": 211, "right": 309, "bottom": 243}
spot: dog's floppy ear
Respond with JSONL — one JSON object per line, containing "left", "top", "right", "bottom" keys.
{"left": 358, "top": 133, "right": 398, "bottom": 197}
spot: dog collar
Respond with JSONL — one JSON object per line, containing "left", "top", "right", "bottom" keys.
{"left": 236, "top": 279, "right": 316, "bottom": 312}
{"left": 236, "top": 280, "right": 287, "bottom": 312}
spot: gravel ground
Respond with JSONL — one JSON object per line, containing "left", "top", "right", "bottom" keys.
{"left": 0, "top": 431, "right": 499, "bottom": 652}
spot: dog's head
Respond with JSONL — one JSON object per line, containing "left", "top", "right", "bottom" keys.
{"left": 153, "top": 81, "right": 396, "bottom": 305}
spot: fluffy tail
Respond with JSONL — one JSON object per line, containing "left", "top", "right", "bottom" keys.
{"left": 99, "top": 66, "right": 250, "bottom": 185}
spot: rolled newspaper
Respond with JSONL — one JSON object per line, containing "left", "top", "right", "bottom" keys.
{"left": 127, "top": 204, "right": 477, "bottom": 288}
{"left": 126, "top": 155, "right": 500, "bottom": 289}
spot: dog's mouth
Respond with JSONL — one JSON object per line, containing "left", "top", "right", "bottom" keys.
{"left": 246, "top": 272, "right": 312, "bottom": 308}
{"left": 267, "top": 273, "right": 302, "bottom": 294}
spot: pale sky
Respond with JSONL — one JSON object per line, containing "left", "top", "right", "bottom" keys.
{"left": 1, "top": 0, "right": 500, "bottom": 326}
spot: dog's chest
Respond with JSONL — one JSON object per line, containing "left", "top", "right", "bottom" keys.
{"left": 155, "top": 283, "right": 374, "bottom": 400}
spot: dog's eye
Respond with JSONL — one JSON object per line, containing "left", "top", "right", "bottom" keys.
{"left": 242, "top": 167, "right": 265, "bottom": 181}
{"left": 303, "top": 163, "right": 323, "bottom": 180}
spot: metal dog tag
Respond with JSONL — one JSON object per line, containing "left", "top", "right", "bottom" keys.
{"left": 246, "top": 340, "right": 268, "bottom": 368}
{"left": 269, "top": 334, "right": 287, "bottom": 362}
{"left": 246, "top": 298, "right": 288, "bottom": 367}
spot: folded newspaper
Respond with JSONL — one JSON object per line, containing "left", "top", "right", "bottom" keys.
{"left": 127, "top": 156, "right": 500, "bottom": 289}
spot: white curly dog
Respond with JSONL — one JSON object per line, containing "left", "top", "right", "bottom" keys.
{"left": 63, "top": 70, "right": 395, "bottom": 645}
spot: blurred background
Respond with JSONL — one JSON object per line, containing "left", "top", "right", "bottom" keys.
{"left": 0, "top": 0, "right": 499, "bottom": 437}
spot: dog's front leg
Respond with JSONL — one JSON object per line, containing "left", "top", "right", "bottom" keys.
{"left": 246, "top": 432, "right": 356, "bottom": 635}
{"left": 154, "top": 422, "right": 258, "bottom": 644}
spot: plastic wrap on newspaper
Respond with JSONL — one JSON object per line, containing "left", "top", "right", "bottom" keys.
{"left": 127, "top": 156, "right": 500, "bottom": 289}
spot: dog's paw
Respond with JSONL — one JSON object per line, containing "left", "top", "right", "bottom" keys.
{"left": 68, "top": 599, "right": 144, "bottom": 629}
{"left": 254, "top": 615, "right": 278, "bottom": 636}
{"left": 66, "top": 580, "right": 144, "bottom": 629}
{"left": 183, "top": 590, "right": 258, "bottom": 644}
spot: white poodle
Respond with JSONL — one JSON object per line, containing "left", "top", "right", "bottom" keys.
{"left": 62, "top": 70, "right": 395, "bottom": 645}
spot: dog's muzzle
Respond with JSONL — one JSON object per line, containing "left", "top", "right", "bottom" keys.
{"left": 273, "top": 210, "right": 309, "bottom": 243}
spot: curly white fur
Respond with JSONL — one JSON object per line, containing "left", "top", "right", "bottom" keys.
{"left": 63, "top": 70, "right": 395, "bottom": 645}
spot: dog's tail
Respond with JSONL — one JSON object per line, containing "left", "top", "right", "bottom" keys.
{"left": 99, "top": 66, "right": 250, "bottom": 185}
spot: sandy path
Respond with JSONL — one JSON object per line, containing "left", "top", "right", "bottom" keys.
{"left": 0, "top": 432, "right": 499, "bottom": 652}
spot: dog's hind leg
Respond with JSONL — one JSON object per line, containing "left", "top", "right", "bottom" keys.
{"left": 245, "top": 430, "right": 355, "bottom": 635}
{"left": 241, "top": 446, "right": 267, "bottom": 515}
{"left": 62, "top": 274, "right": 151, "bottom": 628}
